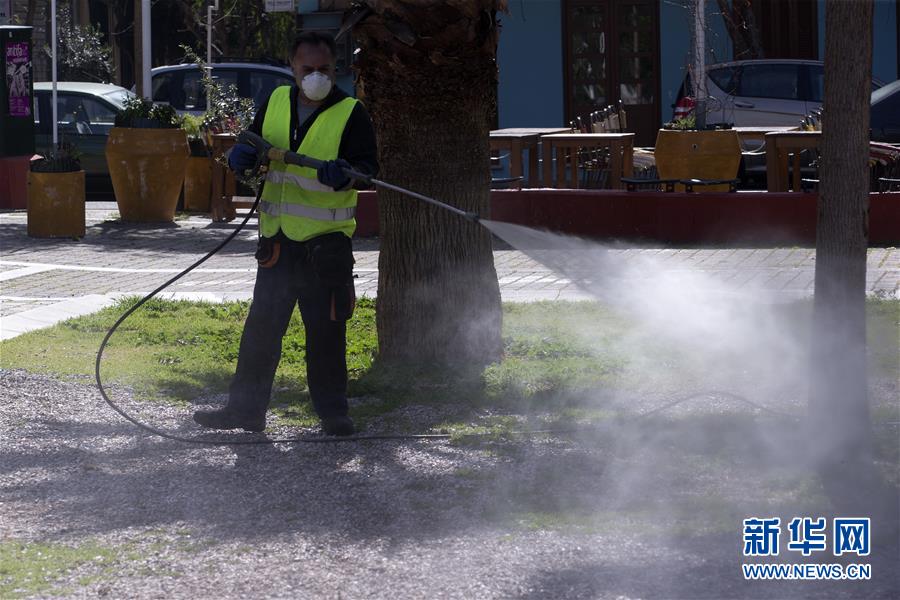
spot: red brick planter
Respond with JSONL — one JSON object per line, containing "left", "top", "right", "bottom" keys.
{"left": 354, "top": 189, "right": 900, "bottom": 245}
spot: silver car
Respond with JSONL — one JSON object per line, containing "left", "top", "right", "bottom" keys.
{"left": 33, "top": 82, "right": 135, "bottom": 184}
{"left": 676, "top": 59, "right": 885, "bottom": 127}
{"left": 150, "top": 62, "right": 295, "bottom": 115}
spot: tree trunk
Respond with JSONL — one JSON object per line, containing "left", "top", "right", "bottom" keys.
{"left": 809, "top": 0, "right": 874, "bottom": 501}
{"left": 25, "top": 0, "right": 37, "bottom": 25}
{"left": 716, "top": 0, "right": 763, "bottom": 60}
{"left": 354, "top": 0, "right": 504, "bottom": 367}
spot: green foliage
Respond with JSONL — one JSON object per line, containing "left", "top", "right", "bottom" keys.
{"left": 179, "top": 45, "right": 255, "bottom": 135}
{"left": 180, "top": 114, "right": 205, "bottom": 139}
{"left": 182, "top": 1, "right": 298, "bottom": 65}
{"left": 663, "top": 115, "right": 697, "bottom": 130}
{"left": 181, "top": 114, "right": 211, "bottom": 156}
{"left": 115, "top": 97, "right": 183, "bottom": 129}
{"left": 44, "top": 4, "right": 114, "bottom": 83}
{"left": 30, "top": 140, "right": 81, "bottom": 173}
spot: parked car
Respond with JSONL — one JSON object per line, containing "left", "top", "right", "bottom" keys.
{"left": 674, "top": 59, "right": 885, "bottom": 127}
{"left": 870, "top": 78, "right": 900, "bottom": 144}
{"left": 33, "top": 82, "right": 135, "bottom": 192}
{"left": 150, "top": 61, "right": 295, "bottom": 114}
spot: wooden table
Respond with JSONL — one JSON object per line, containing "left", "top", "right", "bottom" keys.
{"left": 765, "top": 130, "right": 821, "bottom": 192}
{"left": 540, "top": 132, "right": 635, "bottom": 189}
{"left": 209, "top": 133, "right": 257, "bottom": 222}
{"left": 733, "top": 126, "right": 797, "bottom": 145}
{"left": 489, "top": 127, "right": 569, "bottom": 187}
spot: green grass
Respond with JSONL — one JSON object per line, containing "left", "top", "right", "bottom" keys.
{"left": 1, "top": 297, "right": 897, "bottom": 433}
{"left": 0, "top": 540, "right": 117, "bottom": 598}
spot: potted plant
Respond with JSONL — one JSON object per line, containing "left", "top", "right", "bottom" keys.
{"left": 105, "top": 96, "right": 188, "bottom": 221}
{"left": 181, "top": 113, "right": 213, "bottom": 212}
{"left": 176, "top": 45, "right": 257, "bottom": 219}
{"left": 654, "top": 115, "right": 742, "bottom": 192}
{"left": 27, "top": 141, "right": 85, "bottom": 238}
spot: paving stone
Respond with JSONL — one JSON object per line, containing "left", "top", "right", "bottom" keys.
{"left": 1, "top": 207, "right": 898, "bottom": 339}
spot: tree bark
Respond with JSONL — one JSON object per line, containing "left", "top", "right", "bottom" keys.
{"left": 24, "top": 0, "right": 37, "bottom": 25}
{"left": 716, "top": 0, "right": 763, "bottom": 60}
{"left": 809, "top": 0, "right": 874, "bottom": 500}
{"left": 354, "top": 0, "right": 505, "bottom": 367}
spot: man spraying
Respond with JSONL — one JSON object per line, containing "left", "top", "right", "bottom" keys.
{"left": 193, "top": 31, "right": 378, "bottom": 436}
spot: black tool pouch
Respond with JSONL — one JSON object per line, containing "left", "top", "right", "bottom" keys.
{"left": 255, "top": 237, "right": 281, "bottom": 268}
{"left": 308, "top": 233, "right": 356, "bottom": 321}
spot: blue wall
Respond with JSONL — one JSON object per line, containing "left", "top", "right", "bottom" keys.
{"left": 817, "top": 0, "right": 898, "bottom": 84}
{"left": 495, "top": 0, "right": 900, "bottom": 128}
{"left": 659, "top": 0, "right": 731, "bottom": 123}
{"left": 497, "top": 0, "right": 732, "bottom": 126}
{"left": 496, "top": 1, "right": 564, "bottom": 127}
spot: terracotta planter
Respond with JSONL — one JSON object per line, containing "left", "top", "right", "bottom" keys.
{"left": 27, "top": 170, "right": 86, "bottom": 238}
{"left": 105, "top": 128, "right": 189, "bottom": 221}
{"left": 654, "top": 129, "right": 742, "bottom": 192}
{"left": 184, "top": 156, "right": 212, "bottom": 212}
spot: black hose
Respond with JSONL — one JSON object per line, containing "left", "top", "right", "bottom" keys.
{"left": 94, "top": 184, "right": 798, "bottom": 446}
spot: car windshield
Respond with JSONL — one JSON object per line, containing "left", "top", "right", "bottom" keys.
{"left": 871, "top": 79, "right": 900, "bottom": 105}
{"left": 102, "top": 89, "right": 136, "bottom": 109}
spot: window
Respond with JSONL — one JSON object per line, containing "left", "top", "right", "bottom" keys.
{"left": 182, "top": 71, "right": 204, "bottom": 111}
{"left": 181, "top": 68, "right": 239, "bottom": 111}
{"left": 709, "top": 67, "right": 738, "bottom": 95}
{"left": 152, "top": 72, "right": 177, "bottom": 106}
{"left": 52, "top": 94, "right": 118, "bottom": 135}
{"left": 80, "top": 97, "right": 117, "bottom": 134}
{"left": 807, "top": 64, "right": 824, "bottom": 102}
{"left": 738, "top": 64, "right": 800, "bottom": 100}
{"left": 248, "top": 71, "right": 293, "bottom": 108}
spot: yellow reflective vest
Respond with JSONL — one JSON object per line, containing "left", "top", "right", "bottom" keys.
{"left": 259, "top": 86, "right": 358, "bottom": 241}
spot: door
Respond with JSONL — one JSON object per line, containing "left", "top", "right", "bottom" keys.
{"left": 730, "top": 63, "right": 806, "bottom": 126}
{"left": 564, "top": 0, "right": 660, "bottom": 146}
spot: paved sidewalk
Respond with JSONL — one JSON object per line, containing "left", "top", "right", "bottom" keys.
{"left": 1, "top": 204, "right": 898, "bottom": 339}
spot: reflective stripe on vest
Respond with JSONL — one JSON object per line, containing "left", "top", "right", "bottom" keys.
{"left": 260, "top": 87, "right": 359, "bottom": 242}
{"left": 258, "top": 200, "right": 356, "bottom": 221}
{"left": 264, "top": 169, "right": 335, "bottom": 193}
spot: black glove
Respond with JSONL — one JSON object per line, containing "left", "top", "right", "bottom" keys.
{"left": 228, "top": 143, "right": 257, "bottom": 173}
{"left": 317, "top": 159, "right": 352, "bottom": 190}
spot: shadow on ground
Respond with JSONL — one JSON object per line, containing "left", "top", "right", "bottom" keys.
{"left": 3, "top": 369, "right": 898, "bottom": 598}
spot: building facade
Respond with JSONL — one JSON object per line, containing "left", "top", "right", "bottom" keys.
{"left": 497, "top": 0, "right": 900, "bottom": 146}
{"left": 9, "top": 0, "right": 900, "bottom": 147}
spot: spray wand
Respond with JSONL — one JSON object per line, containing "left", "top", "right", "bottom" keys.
{"left": 236, "top": 131, "right": 481, "bottom": 223}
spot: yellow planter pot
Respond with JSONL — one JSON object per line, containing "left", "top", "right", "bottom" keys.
{"left": 654, "top": 129, "right": 742, "bottom": 192}
{"left": 27, "top": 170, "right": 86, "bottom": 238}
{"left": 105, "top": 128, "right": 189, "bottom": 222}
{"left": 183, "top": 155, "right": 212, "bottom": 212}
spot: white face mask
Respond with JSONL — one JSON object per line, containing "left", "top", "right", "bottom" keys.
{"left": 301, "top": 72, "right": 333, "bottom": 102}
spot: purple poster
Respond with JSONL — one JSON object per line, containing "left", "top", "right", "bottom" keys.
{"left": 5, "top": 41, "right": 31, "bottom": 117}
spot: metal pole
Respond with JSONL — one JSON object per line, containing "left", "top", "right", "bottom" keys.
{"left": 207, "top": 5, "right": 212, "bottom": 66}
{"left": 207, "top": 1, "right": 218, "bottom": 67}
{"left": 141, "top": 0, "right": 151, "bottom": 99}
{"left": 51, "top": 0, "right": 57, "bottom": 146}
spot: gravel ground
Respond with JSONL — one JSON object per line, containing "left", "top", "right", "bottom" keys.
{"left": 1, "top": 369, "right": 898, "bottom": 599}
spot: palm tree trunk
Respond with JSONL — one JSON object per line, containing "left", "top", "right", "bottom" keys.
{"left": 354, "top": 0, "right": 505, "bottom": 366}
